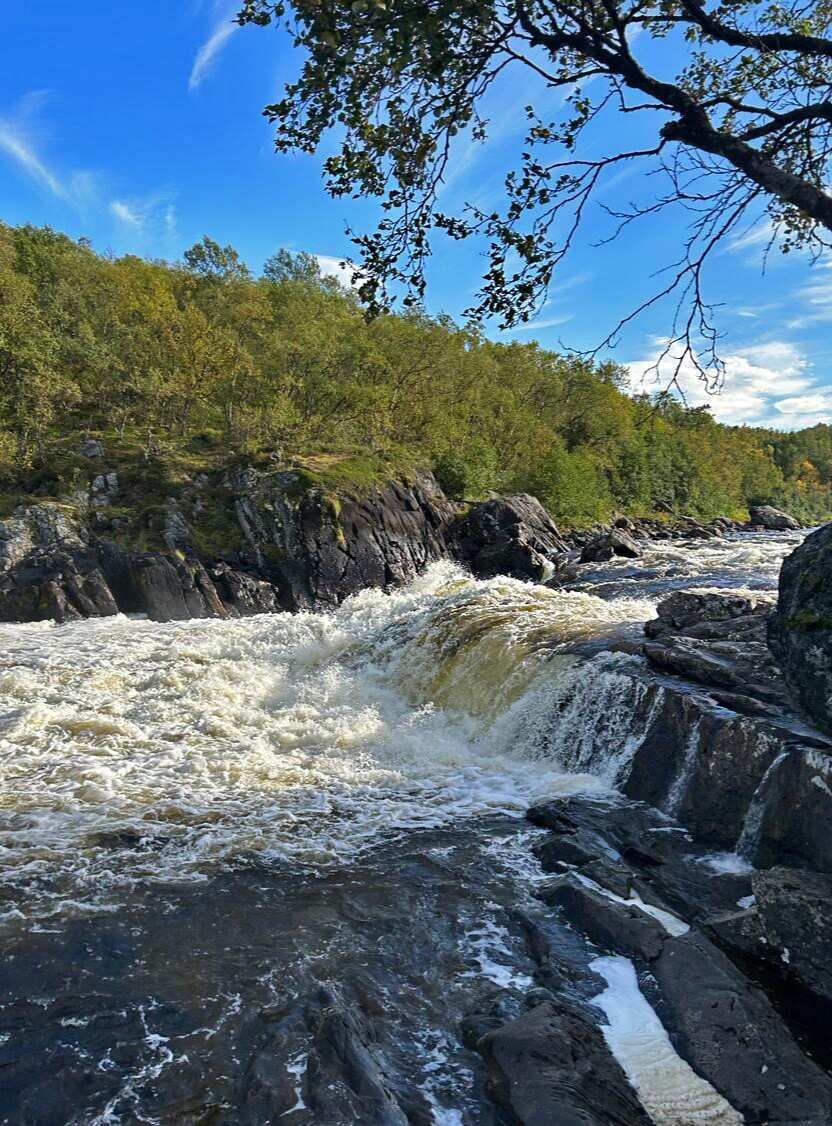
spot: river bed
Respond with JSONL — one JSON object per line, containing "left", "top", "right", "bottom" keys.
{"left": 0, "top": 531, "right": 808, "bottom": 1123}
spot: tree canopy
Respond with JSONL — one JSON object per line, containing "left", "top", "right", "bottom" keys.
{"left": 239, "top": 0, "right": 832, "bottom": 384}
{"left": 1, "top": 221, "right": 831, "bottom": 527}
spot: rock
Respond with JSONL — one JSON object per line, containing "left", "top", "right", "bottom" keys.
{"left": 480, "top": 999, "right": 652, "bottom": 1126}
{"left": 79, "top": 437, "right": 104, "bottom": 458}
{"left": 306, "top": 1006, "right": 410, "bottom": 1125}
{"left": 768, "top": 522, "right": 832, "bottom": 734}
{"left": 644, "top": 590, "right": 768, "bottom": 640}
{"left": 580, "top": 529, "right": 642, "bottom": 563}
{"left": 745, "top": 746, "right": 832, "bottom": 873}
{"left": 539, "top": 877, "right": 667, "bottom": 961}
{"left": 0, "top": 470, "right": 459, "bottom": 624}
{"left": 453, "top": 494, "right": 567, "bottom": 582}
{"left": 643, "top": 636, "right": 787, "bottom": 706}
{"left": 751, "top": 867, "right": 832, "bottom": 1003}
{"left": 650, "top": 930, "right": 832, "bottom": 1124}
{"left": 749, "top": 504, "right": 800, "bottom": 530}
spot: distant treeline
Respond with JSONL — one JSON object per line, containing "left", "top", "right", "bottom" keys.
{"left": 1, "top": 222, "right": 830, "bottom": 526}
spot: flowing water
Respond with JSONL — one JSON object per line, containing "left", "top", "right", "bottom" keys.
{"left": 0, "top": 531, "right": 806, "bottom": 1123}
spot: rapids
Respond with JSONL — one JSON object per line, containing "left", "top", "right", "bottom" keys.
{"left": 0, "top": 529, "right": 808, "bottom": 1123}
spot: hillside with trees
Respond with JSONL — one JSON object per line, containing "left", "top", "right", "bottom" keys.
{"left": 1, "top": 221, "right": 831, "bottom": 528}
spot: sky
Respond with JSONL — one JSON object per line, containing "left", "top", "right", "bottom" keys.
{"left": 2, "top": 1, "right": 832, "bottom": 432}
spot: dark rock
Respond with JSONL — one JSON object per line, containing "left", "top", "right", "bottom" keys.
{"left": 752, "top": 867, "right": 832, "bottom": 1004}
{"left": 644, "top": 590, "right": 768, "bottom": 641}
{"left": 539, "top": 877, "right": 667, "bottom": 961}
{"left": 618, "top": 680, "right": 791, "bottom": 848}
{"left": 650, "top": 930, "right": 832, "bottom": 1124}
{"left": 453, "top": 494, "right": 567, "bottom": 582}
{"left": 0, "top": 470, "right": 459, "bottom": 624}
{"left": 580, "top": 529, "right": 642, "bottom": 563}
{"left": 480, "top": 999, "right": 652, "bottom": 1126}
{"left": 528, "top": 798, "right": 752, "bottom": 925}
{"left": 306, "top": 1006, "right": 410, "bottom": 1125}
{"left": 79, "top": 437, "right": 104, "bottom": 458}
{"left": 745, "top": 745, "right": 832, "bottom": 874}
{"left": 749, "top": 504, "right": 800, "bottom": 530}
{"left": 643, "top": 636, "right": 787, "bottom": 706}
{"left": 210, "top": 562, "right": 280, "bottom": 616}
{"left": 768, "top": 521, "right": 832, "bottom": 734}
{"left": 708, "top": 868, "right": 832, "bottom": 1008}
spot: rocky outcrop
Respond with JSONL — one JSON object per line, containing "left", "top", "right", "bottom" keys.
{"left": 749, "top": 504, "right": 801, "bottom": 530}
{"left": 579, "top": 528, "right": 642, "bottom": 563}
{"left": 0, "top": 469, "right": 458, "bottom": 624}
{"left": 526, "top": 796, "right": 832, "bottom": 1125}
{"left": 453, "top": 494, "right": 569, "bottom": 582}
{"left": 768, "top": 521, "right": 832, "bottom": 735}
{"left": 707, "top": 866, "right": 832, "bottom": 1008}
{"left": 480, "top": 998, "right": 652, "bottom": 1125}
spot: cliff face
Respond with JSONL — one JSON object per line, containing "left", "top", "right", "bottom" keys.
{"left": 0, "top": 467, "right": 458, "bottom": 624}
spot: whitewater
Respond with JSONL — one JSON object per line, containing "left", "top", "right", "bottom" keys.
{"left": 0, "top": 533, "right": 797, "bottom": 920}
{"left": 0, "top": 529, "right": 806, "bottom": 1124}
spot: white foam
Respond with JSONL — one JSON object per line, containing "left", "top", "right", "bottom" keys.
{"left": 0, "top": 563, "right": 652, "bottom": 920}
{"left": 590, "top": 956, "right": 744, "bottom": 1124}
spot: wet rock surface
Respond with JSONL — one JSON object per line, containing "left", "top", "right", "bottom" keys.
{"left": 580, "top": 528, "right": 642, "bottom": 563}
{"left": 769, "top": 521, "right": 832, "bottom": 734}
{"left": 480, "top": 997, "right": 652, "bottom": 1125}
{"left": 527, "top": 796, "right": 832, "bottom": 1126}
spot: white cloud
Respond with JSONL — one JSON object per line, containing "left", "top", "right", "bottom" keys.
{"left": 189, "top": 11, "right": 239, "bottom": 90}
{"left": 111, "top": 199, "right": 142, "bottom": 226}
{"left": 315, "top": 254, "right": 364, "bottom": 289}
{"left": 626, "top": 339, "right": 829, "bottom": 429}
{"left": 109, "top": 193, "right": 179, "bottom": 242}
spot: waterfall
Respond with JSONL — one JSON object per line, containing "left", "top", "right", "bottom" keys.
{"left": 736, "top": 750, "right": 789, "bottom": 860}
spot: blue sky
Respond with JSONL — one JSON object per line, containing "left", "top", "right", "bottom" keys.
{"left": 3, "top": 1, "right": 832, "bottom": 430}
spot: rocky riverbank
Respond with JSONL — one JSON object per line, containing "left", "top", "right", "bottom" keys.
{"left": 3, "top": 463, "right": 832, "bottom": 1124}
{"left": 0, "top": 457, "right": 803, "bottom": 626}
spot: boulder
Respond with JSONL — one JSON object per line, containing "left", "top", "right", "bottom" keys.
{"left": 709, "top": 868, "right": 832, "bottom": 1009}
{"left": 453, "top": 494, "right": 567, "bottom": 582}
{"left": 749, "top": 504, "right": 800, "bottom": 530}
{"left": 480, "top": 999, "right": 652, "bottom": 1126}
{"left": 768, "top": 522, "right": 832, "bottom": 733}
{"left": 580, "top": 529, "right": 642, "bottom": 563}
{"left": 650, "top": 931, "right": 832, "bottom": 1124}
{"left": 644, "top": 590, "right": 769, "bottom": 641}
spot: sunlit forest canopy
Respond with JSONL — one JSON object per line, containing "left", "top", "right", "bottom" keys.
{"left": 2, "top": 221, "right": 831, "bottom": 525}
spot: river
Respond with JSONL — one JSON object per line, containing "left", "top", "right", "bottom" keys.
{"left": 0, "top": 530, "right": 807, "bottom": 1123}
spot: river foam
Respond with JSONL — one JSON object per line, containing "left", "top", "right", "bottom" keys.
{"left": 0, "top": 563, "right": 655, "bottom": 921}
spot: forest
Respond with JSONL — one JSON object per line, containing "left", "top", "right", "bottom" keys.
{"left": 1, "top": 220, "right": 831, "bottom": 527}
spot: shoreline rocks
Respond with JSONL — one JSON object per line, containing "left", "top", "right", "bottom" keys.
{"left": 769, "top": 521, "right": 832, "bottom": 735}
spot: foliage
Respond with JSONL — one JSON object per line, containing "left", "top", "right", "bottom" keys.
{"left": 239, "top": 0, "right": 832, "bottom": 385}
{"left": 0, "top": 222, "right": 830, "bottom": 526}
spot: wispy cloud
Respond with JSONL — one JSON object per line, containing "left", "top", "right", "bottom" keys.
{"left": 189, "top": 9, "right": 239, "bottom": 90}
{"left": 111, "top": 199, "right": 142, "bottom": 226}
{"left": 786, "top": 262, "right": 832, "bottom": 330}
{"left": 0, "top": 93, "right": 67, "bottom": 197}
{"left": 502, "top": 313, "right": 574, "bottom": 332}
{"left": 110, "top": 193, "right": 179, "bottom": 241}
